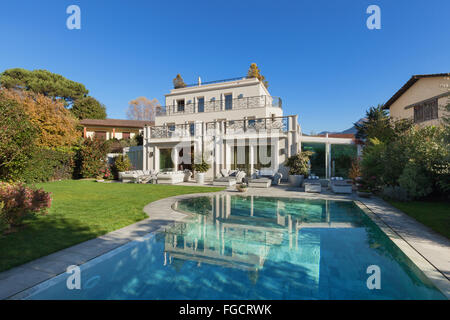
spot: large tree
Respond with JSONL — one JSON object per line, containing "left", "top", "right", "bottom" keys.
{"left": 173, "top": 74, "right": 187, "bottom": 89}
{"left": 1, "top": 88, "right": 80, "bottom": 148}
{"left": 0, "top": 90, "right": 38, "bottom": 179}
{"left": 126, "top": 97, "right": 161, "bottom": 121}
{"left": 247, "top": 63, "right": 269, "bottom": 88}
{"left": 0, "top": 68, "right": 89, "bottom": 106}
{"left": 354, "top": 105, "right": 392, "bottom": 142}
{"left": 71, "top": 96, "right": 107, "bottom": 119}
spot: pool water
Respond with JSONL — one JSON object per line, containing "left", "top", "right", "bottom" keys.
{"left": 24, "top": 195, "right": 446, "bottom": 300}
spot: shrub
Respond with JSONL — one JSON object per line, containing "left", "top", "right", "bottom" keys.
{"left": 0, "top": 182, "right": 51, "bottom": 228}
{"left": 18, "top": 148, "right": 74, "bottom": 183}
{"left": 285, "top": 151, "right": 312, "bottom": 176}
{"left": 0, "top": 90, "right": 39, "bottom": 181}
{"left": 74, "top": 138, "right": 109, "bottom": 178}
{"left": 111, "top": 155, "right": 132, "bottom": 179}
{"left": 382, "top": 185, "right": 409, "bottom": 202}
{"left": 193, "top": 160, "right": 210, "bottom": 173}
{"left": 348, "top": 159, "right": 361, "bottom": 183}
{"left": 398, "top": 161, "right": 433, "bottom": 199}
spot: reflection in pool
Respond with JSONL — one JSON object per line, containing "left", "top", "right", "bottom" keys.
{"left": 24, "top": 195, "right": 446, "bottom": 300}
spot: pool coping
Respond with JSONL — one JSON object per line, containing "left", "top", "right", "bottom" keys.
{"left": 1, "top": 188, "right": 449, "bottom": 300}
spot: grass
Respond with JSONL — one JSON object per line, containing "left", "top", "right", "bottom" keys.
{"left": 387, "top": 199, "right": 450, "bottom": 239}
{"left": 0, "top": 180, "right": 223, "bottom": 272}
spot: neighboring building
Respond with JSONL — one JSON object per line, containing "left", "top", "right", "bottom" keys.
{"left": 383, "top": 73, "right": 450, "bottom": 126}
{"left": 142, "top": 76, "right": 358, "bottom": 180}
{"left": 80, "top": 119, "right": 154, "bottom": 140}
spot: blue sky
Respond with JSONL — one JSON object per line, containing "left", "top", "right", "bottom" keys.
{"left": 1, "top": 0, "right": 449, "bottom": 133}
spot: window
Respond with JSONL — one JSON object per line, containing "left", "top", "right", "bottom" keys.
{"left": 122, "top": 132, "right": 130, "bottom": 140}
{"left": 189, "top": 123, "right": 195, "bottom": 136}
{"left": 177, "top": 99, "right": 185, "bottom": 112}
{"left": 159, "top": 148, "right": 174, "bottom": 170}
{"left": 94, "top": 131, "right": 106, "bottom": 140}
{"left": 167, "top": 123, "right": 175, "bottom": 137}
{"left": 225, "top": 94, "right": 232, "bottom": 110}
{"left": 197, "top": 97, "right": 205, "bottom": 112}
{"left": 414, "top": 99, "right": 438, "bottom": 123}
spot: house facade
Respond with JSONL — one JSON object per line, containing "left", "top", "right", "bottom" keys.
{"left": 80, "top": 119, "right": 154, "bottom": 140}
{"left": 383, "top": 73, "right": 450, "bottom": 126}
{"left": 142, "top": 77, "right": 299, "bottom": 180}
{"left": 142, "top": 76, "right": 359, "bottom": 180}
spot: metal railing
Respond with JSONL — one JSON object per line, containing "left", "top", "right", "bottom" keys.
{"left": 157, "top": 95, "right": 282, "bottom": 116}
{"left": 150, "top": 116, "right": 290, "bottom": 139}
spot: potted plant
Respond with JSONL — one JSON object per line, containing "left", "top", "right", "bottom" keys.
{"left": 236, "top": 182, "right": 248, "bottom": 192}
{"left": 193, "top": 160, "right": 210, "bottom": 184}
{"left": 285, "top": 151, "right": 312, "bottom": 187}
{"left": 356, "top": 176, "right": 377, "bottom": 198}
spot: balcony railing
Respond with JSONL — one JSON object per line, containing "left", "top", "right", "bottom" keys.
{"left": 157, "top": 95, "right": 282, "bottom": 116}
{"left": 149, "top": 116, "right": 290, "bottom": 139}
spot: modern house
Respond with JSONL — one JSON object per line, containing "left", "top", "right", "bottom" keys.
{"left": 142, "top": 76, "right": 359, "bottom": 180}
{"left": 383, "top": 73, "right": 450, "bottom": 126}
{"left": 80, "top": 118, "right": 154, "bottom": 140}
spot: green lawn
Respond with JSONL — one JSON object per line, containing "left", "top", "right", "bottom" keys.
{"left": 0, "top": 180, "right": 223, "bottom": 272}
{"left": 387, "top": 200, "right": 450, "bottom": 239}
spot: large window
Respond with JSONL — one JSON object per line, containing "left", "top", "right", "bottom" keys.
{"left": 302, "top": 143, "right": 325, "bottom": 178}
{"left": 177, "top": 99, "right": 185, "bottom": 112}
{"left": 414, "top": 99, "right": 438, "bottom": 123}
{"left": 94, "top": 131, "right": 106, "bottom": 140}
{"left": 231, "top": 146, "right": 249, "bottom": 173}
{"left": 330, "top": 144, "right": 357, "bottom": 178}
{"left": 159, "top": 148, "right": 174, "bottom": 170}
{"left": 255, "top": 145, "right": 272, "bottom": 170}
{"left": 225, "top": 94, "right": 232, "bottom": 110}
{"left": 197, "top": 97, "right": 204, "bottom": 113}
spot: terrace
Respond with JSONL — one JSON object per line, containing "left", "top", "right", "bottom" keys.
{"left": 148, "top": 115, "right": 291, "bottom": 139}
{"left": 156, "top": 95, "right": 282, "bottom": 116}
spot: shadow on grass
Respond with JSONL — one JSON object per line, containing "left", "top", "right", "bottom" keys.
{"left": 0, "top": 215, "right": 108, "bottom": 272}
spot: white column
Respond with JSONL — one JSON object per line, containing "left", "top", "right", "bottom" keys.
{"left": 155, "top": 146, "right": 161, "bottom": 171}
{"left": 273, "top": 138, "right": 280, "bottom": 172}
{"left": 326, "top": 142, "right": 331, "bottom": 179}
{"left": 173, "top": 147, "right": 179, "bottom": 171}
{"left": 249, "top": 142, "right": 255, "bottom": 176}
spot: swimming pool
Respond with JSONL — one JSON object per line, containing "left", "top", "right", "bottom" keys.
{"left": 22, "top": 195, "right": 446, "bottom": 299}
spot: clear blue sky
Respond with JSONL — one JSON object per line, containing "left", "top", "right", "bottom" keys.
{"left": 1, "top": 0, "right": 449, "bottom": 133}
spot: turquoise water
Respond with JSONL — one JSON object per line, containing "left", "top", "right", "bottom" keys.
{"left": 25, "top": 195, "right": 446, "bottom": 300}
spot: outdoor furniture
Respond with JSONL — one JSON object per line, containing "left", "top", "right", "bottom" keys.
{"left": 213, "top": 177, "right": 237, "bottom": 187}
{"left": 256, "top": 169, "right": 283, "bottom": 185}
{"left": 248, "top": 178, "right": 271, "bottom": 188}
{"left": 156, "top": 171, "right": 185, "bottom": 184}
{"left": 331, "top": 181, "right": 352, "bottom": 194}
{"left": 305, "top": 182, "right": 322, "bottom": 193}
{"left": 119, "top": 170, "right": 154, "bottom": 183}
{"left": 329, "top": 178, "right": 353, "bottom": 194}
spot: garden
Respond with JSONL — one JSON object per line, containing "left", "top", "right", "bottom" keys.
{"left": 352, "top": 104, "right": 450, "bottom": 238}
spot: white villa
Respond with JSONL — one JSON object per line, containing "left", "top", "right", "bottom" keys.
{"left": 141, "top": 76, "right": 360, "bottom": 181}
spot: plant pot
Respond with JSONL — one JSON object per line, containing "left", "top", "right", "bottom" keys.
{"left": 196, "top": 172, "right": 205, "bottom": 184}
{"left": 236, "top": 185, "right": 248, "bottom": 192}
{"left": 357, "top": 191, "right": 372, "bottom": 198}
{"left": 288, "top": 175, "right": 304, "bottom": 187}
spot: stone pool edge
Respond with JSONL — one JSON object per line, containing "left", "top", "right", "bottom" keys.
{"left": 2, "top": 189, "right": 449, "bottom": 300}
{"left": 0, "top": 191, "right": 223, "bottom": 300}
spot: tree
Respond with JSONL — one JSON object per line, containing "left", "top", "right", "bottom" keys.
{"left": 354, "top": 105, "right": 392, "bottom": 142}
{"left": 0, "top": 68, "right": 89, "bottom": 106}
{"left": 71, "top": 96, "right": 107, "bottom": 119}
{"left": 173, "top": 74, "right": 187, "bottom": 89}
{"left": 126, "top": 96, "right": 161, "bottom": 121}
{"left": 247, "top": 63, "right": 269, "bottom": 88}
{"left": 0, "top": 90, "right": 38, "bottom": 180}
{"left": 1, "top": 88, "right": 80, "bottom": 148}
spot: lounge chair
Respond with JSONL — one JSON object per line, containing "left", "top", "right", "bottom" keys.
{"left": 248, "top": 177, "right": 271, "bottom": 188}
{"left": 330, "top": 178, "right": 352, "bottom": 194}
{"left": 256, "top": 169, "right": 283, "bottom": 185}
{"left": 119, "top": 170, "right": 154, "bottom": 183}
{"left": 156, "top": 171, "right": 185, "bottom": 184}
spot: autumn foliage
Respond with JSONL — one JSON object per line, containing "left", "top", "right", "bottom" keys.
{"left": 0, "top": 88, "right": 80, "bottom": 148}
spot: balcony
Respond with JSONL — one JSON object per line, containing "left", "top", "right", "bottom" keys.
{"left": 149, "top": 116, "right": 290, "bottom": 139}
{"left": 157, "top": 95, "right": 282, "bottom": 116}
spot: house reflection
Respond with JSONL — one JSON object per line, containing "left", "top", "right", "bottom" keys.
{"left": 163, "top": 195, "right": 357, "bottom": 276}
